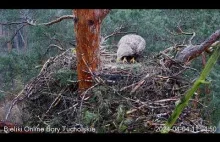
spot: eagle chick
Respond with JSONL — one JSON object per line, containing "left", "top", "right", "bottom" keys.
{"left": 117, "top": 34, "right": 146, "bottom": 63}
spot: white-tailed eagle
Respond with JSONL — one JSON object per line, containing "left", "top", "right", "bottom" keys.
{"left": 117, "top": 34, "right": 146, "bottom": 63}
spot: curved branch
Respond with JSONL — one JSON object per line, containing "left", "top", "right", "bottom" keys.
{"left": 175, "top": 29, "right": 220, "bottom": 63}
{"left": 48, "top": 44, "right": 65, "bottom": 51}
{"left": 27, "top": 15, "right": 74, "bottom": 26}
{"left": 1, "top": 15, "right": 75, "bottom": 27}
{"left": 188, "top": 32, "right": 196, "bottom": 45}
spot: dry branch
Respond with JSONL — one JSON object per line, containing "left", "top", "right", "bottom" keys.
{"left": 26, "top": 15, "right": 74, "bottom": 26}
{"left": 5, "top": 48, "right": 77, "bottom": 121}
{"left": 3, "top": 45, "right": 210, "bottom": 133}
{"left": 176, "top": 30, "right": 220, "bottom": 63}
{"left": 0, "top": 21, "right": 27, "bottom": 25}
{"left": 46, "top": 44, "right": 65, "bottom": 52}
{"left": 1, "top": 15, "right": 74, "bottom": 27}
{"left": 7, "top": 24, "right": 26, "bottom": 43}
{"left": 100, "top": 24, "right": 137, "bottom": 49}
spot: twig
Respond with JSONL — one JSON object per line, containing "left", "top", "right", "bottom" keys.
{"left": 36, "top": 115, "right": 50, "bottom": 127}
{"left": 0, "top": 90, "right": 13, "bottom": 95}
{"left": 57, "top": 103, "right": 78, "bottom": 115}
{"left": 153, "top": 98, "right": 178, "bottom": 103}
{"left": 5, "top": 94, "right": 23, "bottom": 121}
{"left": 46, "top": 89, "right": 65, "bottom": 114}
{"left": 80, "top": 83, "right": 99, "bottom": 100}
{"left": 81, "top": 56, "right": 100, "bottom": 84}
{"left": 100, "top": 24, "right": 136, "bottom": 47}
{"left": 120, "top": 74, "right": 152, "bottom": 92}
{"left": 188, "top": 32, "right": 196, "bottom": 45}
{"left": 0, "top": 21, "right": 27, "bottom": 25}
{"left": 1, "top": 15, "right": 74, "bottom": 27}
{"left": 8, "top": 24, "right": 26, "bottom": 43}
{"left": 27, "top": 15, "right": 74, "bottom": 26}
{"left": 46, "top": 44, "right": 65, "bottom": 52}
{"left": 189, "top": 99, "right": 207, "bottom": 108}
{"left": 130, "top": 74, "right": 149, "bottom": 95}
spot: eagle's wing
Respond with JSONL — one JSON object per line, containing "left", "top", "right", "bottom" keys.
{"left": 117, "top": 34, "right": 146, "bottom": 60}
{"left": 124, "top": 35, "right": 146, "bottom": 55}
{"left": 117, "top": 45, "right": 134, "bottom": 60}
{"left": 136, "top": 37, "right": 146, "bottom": 54}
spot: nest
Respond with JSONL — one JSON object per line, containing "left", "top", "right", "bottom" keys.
{"left": 8, "top": 48, "right": 212, "bottom": 133}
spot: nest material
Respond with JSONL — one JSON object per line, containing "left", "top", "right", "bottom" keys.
{"left": 8, "top": 48, "right": 212, "bottom": 133}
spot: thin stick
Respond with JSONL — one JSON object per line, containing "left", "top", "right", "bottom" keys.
{"left": 57, "top": 103, "right": 78, "bottom": 115}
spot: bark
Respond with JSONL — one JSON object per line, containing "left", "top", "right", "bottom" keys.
{"left": 176, "top": 29, "right": 220, "bottom": 63}
{"left": 73, "top": 9, "right": 110, "bottom": 93}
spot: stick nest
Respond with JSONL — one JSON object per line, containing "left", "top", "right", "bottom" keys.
{"left": 11, "top": 48, "right": 212, "bottom": 133}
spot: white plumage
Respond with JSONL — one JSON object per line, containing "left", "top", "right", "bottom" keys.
{"left": 117, "top": 34, "right": 146, "bottom": 62}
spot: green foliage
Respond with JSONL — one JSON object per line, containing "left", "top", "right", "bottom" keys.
{"left": 0, "top": 9, "right": 74, "bottom": 93}
{"left": 1, "top": 9, "right": 220, "bottom": 130}
{"left": 116, "top": 105, "right": 125, "bottom": 122}
{"left": 0, "top": 50, "right": 40, "bottom": 92}
{"left": 207, "top": 63, "right": 220, "bottom": 125}
{"left": 0, "top": 92, "right": 4, "bottom": 99}
{"left": 207, "top": 98, "right": 220, "bottom": 126}
{"left": 54, "top": 69, "right": 77, "bottom": 87}
{"left": 161, "top": 46, "right": 220, "bottom": 133}
{"left": 83, "top": 111, "right": 99, "bottom": 126}
{"left": 103, "top": 9, "right": 220, "bottom": 53}
{"left": 116, "top": 105, "right": 127, "bottom": 133}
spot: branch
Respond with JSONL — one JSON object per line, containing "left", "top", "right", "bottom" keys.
{"left": 176, "top": 29, "right": 220, "bottom": 63}
{"left": 1, "top": 15, "right": 74, "bottom": 27}
{"left": 100, "top": 24, "right": 137, "bottom": 48}
{"left": 4, "top": 48, "right": 77, "bottom": 121}
{"left": 7, "top": 24, "right": 26, "bottom": 43}
{"left": 104, "top": 31, "right": 137, "bottom": 41}
{"left": 165, "top": 26, "right": 195, "bottom": 45}
{"left": 48, "top": 44, "right": 65, "bottom": 51}
{"left": 161, "top": 45, "right": 220, "bottom": 133}
{"left": 0, "top": 21, "right": 27, "bottom": 25}
{"left": 38, "top": 15, "right": 74, "bottom": 26}
{"left": 188, "top": 32, "right": 196, "bottom": 45}
{"left": 2, "top": 15, "right": 74, "bottom": 46}
{"left": 101, "top": 25, "right": 125, "bottom": 43}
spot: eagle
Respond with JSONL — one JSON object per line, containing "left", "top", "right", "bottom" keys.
{"left": 116, "top": 34, "right": 146, "bottom": 63}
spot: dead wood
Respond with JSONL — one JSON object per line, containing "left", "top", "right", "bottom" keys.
{"left": 176, "top": 30, "right": 220, "bottom": 63}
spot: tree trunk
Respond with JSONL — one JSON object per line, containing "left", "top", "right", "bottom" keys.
{"left": 73, "top": 9, "right": 110, "bottom": 94}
